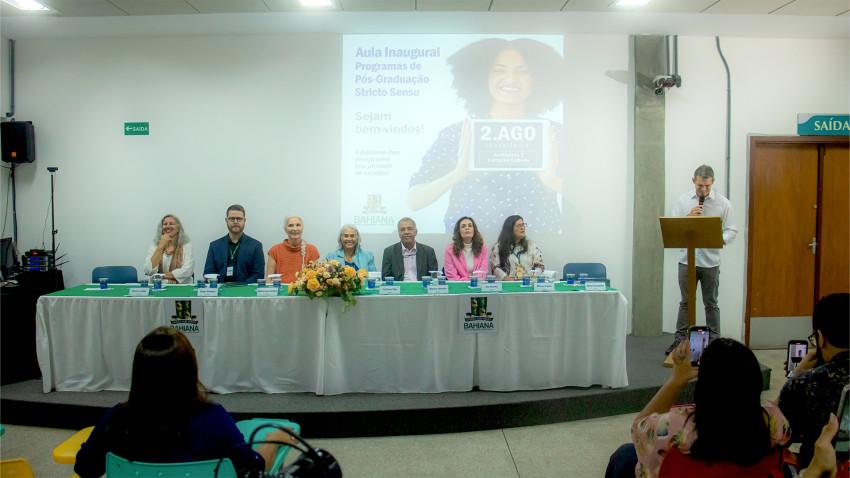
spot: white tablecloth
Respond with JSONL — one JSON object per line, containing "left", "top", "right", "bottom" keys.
{"left": 36, "top": 290, "right": 628, "bottom": 395}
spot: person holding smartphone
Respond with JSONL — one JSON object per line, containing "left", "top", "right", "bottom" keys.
{"left": 778, "top": 293, "right": 850, "bottom": 470}
{"left": 625, "top": 338, "right": 790, "bottom": 478}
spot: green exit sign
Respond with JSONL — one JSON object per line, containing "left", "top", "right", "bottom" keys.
{"left": 124, "top": 122, "right": 149, "bottom": 136}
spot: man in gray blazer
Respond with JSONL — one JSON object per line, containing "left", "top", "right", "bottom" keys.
{"left": 382, "top": 217, "right": 439, "bottom": 281}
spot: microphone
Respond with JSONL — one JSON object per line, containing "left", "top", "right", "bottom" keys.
{"left": 698, "top": 195, "right": 705, "bottom": 206}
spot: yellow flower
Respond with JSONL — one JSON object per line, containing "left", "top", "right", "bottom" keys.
{"left": 323, "top": 272, "right": 330, "bottom": 279}
{"left": 328, "top": 278, "right": 340, "bottom": 287}
{"left": 306, "top": 270, "right": 317, "bottom": 280}
{"left": 307, "top": 278, "right": 321, "bottom": 292}
{"left": 343, "top": 266, "right": 356, "bottom": 279}
{"left": 358, "top": 269, "right": 368, "bottom": 279}
{"left": 330, "top": 259, "right": 340, "bottom": 266}
{"left": 288, "top": 283, "right": 296, "bottom": 294}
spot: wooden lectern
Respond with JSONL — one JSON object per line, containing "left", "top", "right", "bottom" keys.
{"left": 660, "top": 216, "right": 724, "bottom": 366}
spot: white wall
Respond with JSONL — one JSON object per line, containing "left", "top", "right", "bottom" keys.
{"left": 0, "top": 32, "right": 631, "bottom": 296}
{"left": 663, "top": 36, "right": 850, "bottom": 340}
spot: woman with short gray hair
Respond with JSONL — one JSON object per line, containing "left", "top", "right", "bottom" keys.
{"left": 325, "top": 224, "right": 376, "bottom": 272}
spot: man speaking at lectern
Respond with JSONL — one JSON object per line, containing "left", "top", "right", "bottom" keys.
{"left": 666, "top": 165, "right": 738, "bottom": 356}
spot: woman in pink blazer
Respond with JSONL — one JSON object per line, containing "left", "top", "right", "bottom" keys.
{"left": 444, "top": 216, "right": 489, "bottom": 280}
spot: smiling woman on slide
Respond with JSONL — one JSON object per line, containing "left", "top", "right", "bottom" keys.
{"left": 407, "top": 38, "right": 567, "bottom": 234}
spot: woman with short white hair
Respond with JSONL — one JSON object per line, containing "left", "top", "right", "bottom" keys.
{"left": 325, "top": 224, "right": 376, "bottom": 272}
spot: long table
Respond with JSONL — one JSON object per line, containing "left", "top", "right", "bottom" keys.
{"left": 36, "top": 282, "right": 629, "bottom": 395}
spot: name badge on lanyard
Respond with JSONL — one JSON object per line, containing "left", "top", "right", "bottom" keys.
{"left": 227, "top": 241, "right": 240, "bottom": 278}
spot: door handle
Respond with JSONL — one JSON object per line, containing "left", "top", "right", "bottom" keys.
{"left": 808, "top": 237, "right": 817, "bottom": 254}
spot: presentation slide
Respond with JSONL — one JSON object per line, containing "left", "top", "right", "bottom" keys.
{"left": 341, "top": 34, "right": 565, "bottom": 235}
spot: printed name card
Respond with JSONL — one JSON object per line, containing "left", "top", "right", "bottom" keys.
{"left": 127, "top": 287, "right": 150, "bottom": 297}
{"left": 533, "top": 282, "right": 555, "bottom": 292}
{"left": 427, "top": 284, "right": 449, "bottom": 295}
{"left": 379, "top": 285, "right": 401, "bottom": 295}
{"left": 256, "top": 287, "right": 279, "bottom": 297}
{"left": 481, "top": 282, "right": 502, "bottom": 292}
{"left": 197, "top": 287, "right": 219, "bottom": 297}
{"left": 584, "top": 281, "right": 607, "bottom": 291}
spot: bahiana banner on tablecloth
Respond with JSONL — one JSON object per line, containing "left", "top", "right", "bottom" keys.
{"left": 459, "top": 295, "right": 499, "bottom": 334}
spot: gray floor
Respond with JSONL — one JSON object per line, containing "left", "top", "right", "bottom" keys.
{"left": 0, "top": 349, "right": 787, "bottom": 478}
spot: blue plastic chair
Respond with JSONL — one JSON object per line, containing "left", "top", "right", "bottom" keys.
{"left": 105, "top": 452, "right": 237, "bottom": 477}
{"left": 236, "top": 418, "right": 301, "bottom": 474}
{"left": 91, "top": 266, "right": 138, "bottom": 284}
{"left": 563, "top": 262, "right": 607, "bottom": 280}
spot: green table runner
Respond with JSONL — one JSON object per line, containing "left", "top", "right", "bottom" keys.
{"left": 46, "top": 281, "right": 613, "bottom": 298}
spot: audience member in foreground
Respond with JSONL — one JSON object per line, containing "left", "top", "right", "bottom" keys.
{"left": 800, "top": 413, "right": 841, "bottom": 478}
{"left": 267, "top": 215, "right": 320, "bottom": 283}
{"left": 75, "top": 327, "right": 292, "bottom": 477}
{"left": 203, "top": 204, "right": 265, "bottom": 284}
{"left": 443, "top": 216, "right": 488, "bottom": 280}
{"left": 381, "top": 217, "right": 438, "bottom": 281}
{"left": 779, "top": 292, "right": 850, "bottom": 469}
{"left": 325, "top": 224, "right": 376, "bottom": 272}
{"left": 142, "top": 214, "right": 195, "bottom": 284}
{"left": 607, "top": 338, "right": 790, "bottom": 478}
{"left": 489, "top": 214, "right": 543, "bottom": 280}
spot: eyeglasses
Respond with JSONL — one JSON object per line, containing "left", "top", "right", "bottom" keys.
{"left": 226, "top": 217, "right": 244, "bottom": 223}
{"left": 808, "top": 332, "right": 817, "bottom": 347}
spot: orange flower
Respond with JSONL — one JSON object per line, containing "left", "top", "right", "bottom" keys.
{"left": 358, "top": 269, "right": 368, "bottom": 279}
{"left": 343, "top": 266, "right": 356, "bottom": 279}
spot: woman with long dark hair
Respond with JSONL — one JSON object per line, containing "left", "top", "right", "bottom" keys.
{"left": 75, "top": 327, "right": 292, "bottom": 477}
{"left": 630, "top": 338, "right": 790, "bottom": 477}
{"left": 488, "top": 215, "right": 543, "bottom": 280}
{"left": 444, "top": 216, "right": 488, "bottom": 280}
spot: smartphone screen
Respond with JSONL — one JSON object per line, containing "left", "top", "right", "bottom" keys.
{"left": 689, "top": 327, "right": 710, "bottom": 365}
{"left": 786, "top": 340, "right": 808, "bottom": 378}
{"left": 836, "top": 385, "right": 850, "bottom": 456}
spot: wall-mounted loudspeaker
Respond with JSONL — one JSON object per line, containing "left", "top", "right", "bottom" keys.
{"left": 1, "top": 121, "right": 36, "bottom": 164}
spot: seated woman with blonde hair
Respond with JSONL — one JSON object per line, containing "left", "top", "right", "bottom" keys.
{"left": 143, "top": 214, "right": 194, "bottom": 284}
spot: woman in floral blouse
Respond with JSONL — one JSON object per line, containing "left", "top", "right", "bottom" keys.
{"left": 631, "top": 338, "right": 791, "bottom": 478}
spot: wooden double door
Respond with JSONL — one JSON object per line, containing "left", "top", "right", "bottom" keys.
{"left": 747, "top": 136, "right": 849, "bottom": 347}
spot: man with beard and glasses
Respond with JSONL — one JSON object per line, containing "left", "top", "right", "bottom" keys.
{"left": 203, "top": 204, "right": 264, "bottom": 284}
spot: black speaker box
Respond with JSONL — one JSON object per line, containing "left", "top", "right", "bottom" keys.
{"left": 1, "top": 121, "right": 36, "bottom": 164}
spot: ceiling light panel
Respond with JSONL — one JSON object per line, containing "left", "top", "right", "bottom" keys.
{"left": 561, "top": 0, "right": 614, "bottom": 12}
{"left": 772, "top": 0, "right": 850, "bottom": 16}
{"left": 38, "top": 0, "right": 126, "bottom": 16}
{"left": 340, "top": 0, "right": 414, "bottom": 10}
{"left": 416, "top": 0, "right": 492, "bottom": 11}
{"left": 186, "top": 0, "right": 270, "bottom": 13}
{"left": 109, "top": 0, "right": 199, "bottom": 15}
{"left": 703, "top": 0, "right": 791, "bottom": 14}
{"left": 491, "top": 0, "right": 567, "bottom": 11}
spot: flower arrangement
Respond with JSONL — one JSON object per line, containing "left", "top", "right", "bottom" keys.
{"left": 288, "top": 259, "right": 369, "bottom": 308}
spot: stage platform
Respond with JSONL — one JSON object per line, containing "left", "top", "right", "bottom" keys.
{"left": 0, "top": 335, "right": 772, "bottom": 437}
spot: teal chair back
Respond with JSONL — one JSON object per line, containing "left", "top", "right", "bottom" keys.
{"left": 92, "top": 265, "right": 138, "bottom": 284}
{"left": 563, "top": 262, "right": 607, "bottom": 281}
{"left": 105, "top": 452, "right": 237, "bottom": 477}
{"left": 236, "top": 418, "right": 301, "bottom": 474}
